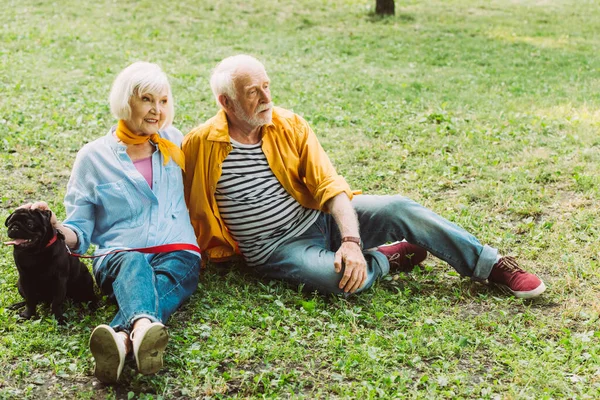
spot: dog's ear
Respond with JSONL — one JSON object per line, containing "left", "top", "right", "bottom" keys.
{"left": 5, "top": 211, "right": 17, "bottom": 227}
{"left": 40, "top": 209, "right": 53, "bottom": 222}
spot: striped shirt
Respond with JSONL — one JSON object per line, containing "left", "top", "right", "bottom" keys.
{"left": 216, "top": 139, "right": 320, "bottom": 266}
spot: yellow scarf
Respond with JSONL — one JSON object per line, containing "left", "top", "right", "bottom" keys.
{"left": 115, "top": 120, "right": 185, "bottom": 171}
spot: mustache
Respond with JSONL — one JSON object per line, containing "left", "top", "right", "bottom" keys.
{"left": 257, "top": 102, "right": 273, "bottom": 113}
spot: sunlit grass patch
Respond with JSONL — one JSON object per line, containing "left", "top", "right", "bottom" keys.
{"left": 488, "top": 29, "right": 575, "bottom": 50}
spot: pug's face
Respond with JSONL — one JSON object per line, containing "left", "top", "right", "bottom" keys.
{"left": 4, "top": 209, "right": 53, "bottom": 250}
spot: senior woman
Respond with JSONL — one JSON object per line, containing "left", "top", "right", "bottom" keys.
{"left": 25, "top": 61, "right": 200, "bottom": 383}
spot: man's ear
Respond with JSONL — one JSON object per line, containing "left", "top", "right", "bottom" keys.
{"left": 218, "top": 94, "right": 232, "bottom": 111}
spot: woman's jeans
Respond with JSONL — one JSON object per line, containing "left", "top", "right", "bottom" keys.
{"left": 256, "top": 195, "right": 498, "bottom": 295}
{"left": 94, "top": 250, "right": 200, "bottom": 332}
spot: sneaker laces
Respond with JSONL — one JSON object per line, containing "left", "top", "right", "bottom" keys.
{"left": 388, "top": 252, "right": 412, "bottom": 264}
{"left": 495, "top": 256, "right": 523, "bottom": 273}
{"left": 388, "top": 253, "right": 401, "bottom": 263}
{"left": 387, "top": 252, "right": 418, "bottom": 268}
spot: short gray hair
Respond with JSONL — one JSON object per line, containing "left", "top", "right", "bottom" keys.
{"left": 109, "top": 61, "right": 175, "bottom": 128}
{"left": 210, "top": 55, "right": 266, "bottom": 108}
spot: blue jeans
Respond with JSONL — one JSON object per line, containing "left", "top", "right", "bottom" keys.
{"left": 255, "top": 195, "right": 498, "bottom": 295}
{"left": 94, "top": 251, "right": 200, "bottom": 332}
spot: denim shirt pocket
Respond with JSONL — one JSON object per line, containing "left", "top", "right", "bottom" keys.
{"left": 164, "top": 165, "right": 185, "bottom": 218}
{"left": 95, "top": 179, "right": 144, "bottom": 228}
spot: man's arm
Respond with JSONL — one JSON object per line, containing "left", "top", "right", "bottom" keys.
{"left": 294, "top": 115, "right": 354, "bottom": 210}
{"left": 326, "top": 193, "right": 367, "bottom": 293}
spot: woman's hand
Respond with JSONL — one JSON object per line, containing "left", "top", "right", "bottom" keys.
{"left": 18, "top": 201, "right": 79, "bottom": 250}
{"left": 18, "top": 201, "right": 59, "bottom": 227}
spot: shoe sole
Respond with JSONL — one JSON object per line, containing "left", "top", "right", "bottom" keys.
{"left": 136, "top": 324, "right": 169, "bottom": 375}
{"left": 90, "top": 326, "right": 123, "bottom": 383}
{"left": 494, "top": 281, "right": 547, "bottom": 299}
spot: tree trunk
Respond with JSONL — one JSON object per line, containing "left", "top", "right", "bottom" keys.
{"left": 376, "top": 0, "right": 395, "bottom": 15}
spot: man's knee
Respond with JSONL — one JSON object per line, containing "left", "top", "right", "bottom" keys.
{"left": 263, "top": 251, "right": 343, "bottom": 294}
{"left": 356, "top": 194, "right": 416, "bottom": 222}
{"left": 387, "top": 194, "right": 419, "bottom": 212}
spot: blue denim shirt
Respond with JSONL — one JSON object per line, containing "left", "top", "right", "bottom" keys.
{"left": 63, "top": 125, "right": 199, "bottom": 266}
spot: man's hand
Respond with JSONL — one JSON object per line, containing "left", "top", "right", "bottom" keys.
{"left": 325, "top": 193, "right": 366, "bottom": 293}
{"left": 334, "top": 241, "right": 367, "bottom": 293}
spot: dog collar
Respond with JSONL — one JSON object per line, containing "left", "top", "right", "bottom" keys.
{"left": 45, "top": 233, "right": 58, "bottom": 248}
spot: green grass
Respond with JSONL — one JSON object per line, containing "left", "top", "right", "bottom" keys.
{"left": 1, "top": 0, "right": 600, "bottom": 398}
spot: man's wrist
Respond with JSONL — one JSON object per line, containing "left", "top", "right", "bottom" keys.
{"left": 341, "top": 236, "right": 363, "bottom": 249}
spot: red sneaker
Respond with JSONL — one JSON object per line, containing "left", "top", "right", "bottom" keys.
{"left": 377, "top": 241, "right": 428, "bottom": 272}
{"left": 488, "top": 256, "right": 546, "bottom": 299}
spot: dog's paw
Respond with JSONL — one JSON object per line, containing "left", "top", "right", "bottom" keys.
{"left": 18, "top": 309, "right": 35, "bottom": 320}
{"left": 88, "top": 299, "right": 100, "bottom": 312}
{"left": 8, "top": 301, "right": 26, "bottom": 310}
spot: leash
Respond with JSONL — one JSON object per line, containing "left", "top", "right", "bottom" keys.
{"left": 67, "top": 243, "right": 201, "bottom": 259}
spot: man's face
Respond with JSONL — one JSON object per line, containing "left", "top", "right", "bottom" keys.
{"left": 231, "top": 65, "right": 273, "bottom": 128}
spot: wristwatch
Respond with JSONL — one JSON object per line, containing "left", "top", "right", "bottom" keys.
{"left": 341, "top": 236, "right": 363, "bottom": 249}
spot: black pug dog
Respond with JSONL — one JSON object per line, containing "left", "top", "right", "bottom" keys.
{"left": 4, "top": 208, "right": 96, "bottom": 323}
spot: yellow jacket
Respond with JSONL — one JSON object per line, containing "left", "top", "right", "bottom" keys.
{"left": 182, "top": 107, "right": 353, "bottom": 262}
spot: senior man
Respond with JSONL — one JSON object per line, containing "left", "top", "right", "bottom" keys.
{"left": 182, "top": 55, "right": 545, "bottom": 298}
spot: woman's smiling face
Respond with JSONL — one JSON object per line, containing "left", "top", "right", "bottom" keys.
{"left": 125, "top": 88, "right": 170, "bottom": 136}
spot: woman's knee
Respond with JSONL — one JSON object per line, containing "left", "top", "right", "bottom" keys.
{"left": 106, "top": 251, "right": 149, "bottom": 270}
{"left": 109, "top": 253, "right": 154, "bottom": 289}
{"left": 94, "top": 252, "right": 148, "bottom": 287}
{"left": 156, "top": 253, "right": 200, "bottom": 298}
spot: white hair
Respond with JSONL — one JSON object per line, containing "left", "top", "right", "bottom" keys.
{"left": 109, "top": 61, "right": 175, "bottom": 128}
{"left": 210, "top": 55, "right": 266, "bottom": 108}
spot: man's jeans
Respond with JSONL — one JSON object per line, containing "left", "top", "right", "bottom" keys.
{"left": 94, "top": 251, "right": 200, "bottom": 332}
{"left": 255, "top": 195, "right": 498, "bottom": 295}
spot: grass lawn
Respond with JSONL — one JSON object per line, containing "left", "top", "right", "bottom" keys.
{"left": 1, "top": 0, "right": 599, "bottom": 398}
